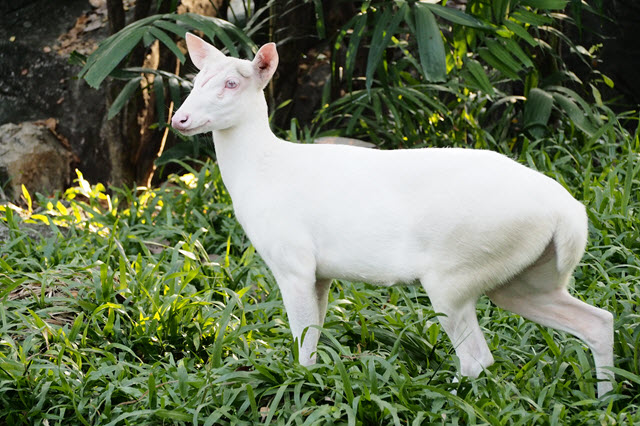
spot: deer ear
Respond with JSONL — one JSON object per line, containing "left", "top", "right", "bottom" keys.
{"left": 252, "top": 43, "right": 278, "bottom": 88}
{"left": 185, "top": 33, "right": 223, "bottom": 70}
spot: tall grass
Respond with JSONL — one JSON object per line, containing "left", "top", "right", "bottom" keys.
{"left": 1, "top": 108, "right": 639, "bottom": 424}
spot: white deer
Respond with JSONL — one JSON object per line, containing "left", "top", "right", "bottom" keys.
{"left": 172, "top": 33, "right": 614, "bottom": 396}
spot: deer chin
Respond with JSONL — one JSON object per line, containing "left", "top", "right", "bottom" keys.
{"left": 176, "top": 120, "right": 210, "bottom": 136}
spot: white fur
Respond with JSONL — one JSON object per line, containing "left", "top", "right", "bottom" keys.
{"left": 172, "top": 34, "right": 614, "bottom": 397}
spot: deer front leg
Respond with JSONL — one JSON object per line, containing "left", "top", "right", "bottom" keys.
{"left": 276, "top": 273, "right": 329, "bottom": 366}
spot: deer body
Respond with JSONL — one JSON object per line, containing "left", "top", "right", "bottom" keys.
{"left": 172, "top": 34, "right": 614, "bottom": 397}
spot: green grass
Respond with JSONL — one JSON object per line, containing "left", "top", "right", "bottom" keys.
{"left": 1, "top": 116, "right": 640, "bottom": 425}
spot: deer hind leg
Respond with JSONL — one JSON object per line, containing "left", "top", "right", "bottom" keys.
{"left": 487, "top": 259, "right": 614, "bottom": 397}
{"left": 315, "top": 279, "right": 332, "bottom": 326}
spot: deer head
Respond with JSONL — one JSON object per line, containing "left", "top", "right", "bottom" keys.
{"left": 172, "top": 33, "right": 278, "bottom": 135}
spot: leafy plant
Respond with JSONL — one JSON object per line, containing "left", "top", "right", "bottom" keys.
{"left": 313, "top": 0, "right": 611, "bottom": 149}
{"left": 2, "top": 2, "right": 637, "bottom": 423}
{"left": 76, "top": 12, "right": 256, "bottom": 121}
{"left": 1, "top": 116, "right": 639, "bottom": 423}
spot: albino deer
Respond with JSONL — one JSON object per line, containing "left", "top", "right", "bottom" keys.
{"left": 172, "top": 33, "right": 614, "bottom": 396}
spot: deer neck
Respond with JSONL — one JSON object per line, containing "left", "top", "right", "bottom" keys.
{"left": 212, "top": 107, "right": 278, "bottom": 200}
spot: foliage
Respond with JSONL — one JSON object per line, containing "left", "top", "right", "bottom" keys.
{"left": 2, "top": 0, "right": 638, "bottom": 424}
{"left": 77, "top": 0, "right": 612, "bottom": 155}
{"left": 312, "top": 0, "right": 612, "bottom": 149}
{"left": 74, "top": 12, "right": 257, "bottom": 121}
{"left": 72, "top": 2, "right": 272, "bottom": 167}
{"left": 1, "top": 112, "right": 639, "bottom": 423}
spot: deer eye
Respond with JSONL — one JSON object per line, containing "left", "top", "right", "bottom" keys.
{"left": 225, "top": 79, "right": 238, "bottom": 89}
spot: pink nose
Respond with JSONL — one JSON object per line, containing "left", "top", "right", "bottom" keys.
{"left": 172, "top": 112, "right": 191, "bottom": 130}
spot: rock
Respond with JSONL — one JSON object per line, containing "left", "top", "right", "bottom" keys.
{"left": 0, "top": 0, "right": 111, "bottom": 186}
{"left": 178, "top": 0, "right": 219, "bottom": 17}
{"left": 0, "top": 121, "right": 72, "bottom": 201}
{"left": 0, "top": 219, "right": 60, "bottom": 243}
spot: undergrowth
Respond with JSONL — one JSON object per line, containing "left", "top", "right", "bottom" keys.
{"left": 1, "top": 117, "right": 640, "bottom": 424}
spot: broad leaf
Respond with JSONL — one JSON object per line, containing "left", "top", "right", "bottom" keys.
{"left": 503, "top": 20, "right": 538, "bottom": 47}
{"left": 552, "top": 92, "right": 596, "bottom": 136}
{"left": 523, "top": 88, "right": 553, "bottom": 138}
{"left": 79, "top": 13, "right": 255, "bottom": 89}
{"left": 504, "top": 38, "right": 534, "bottom": 68}
{"left": 485, "top": 39, "right": 523, "bottom": 74}
{"left": 154, "top": 74, "right": 166, "bottom": 126}
{"left": 148, "top": 26, "right": 185, "bottom": 63}
{"left": 81, "top": 27, "right": 148, "bottom": 89}
{"left": 414, "top": 4, "right": 447, "bottom": 83}
{"left": 511, "top": 9, "right": 553, "bottom": 26}
{"left": 492, "top": 0, "right": 511, "bottom": 24}
{"left": 344, "top": 13, "right": 367, "bottom": 91}
{"left": 477, "top": 48, "right": 520, "bottom": 80}
{"left": 422, "top": 3, "right": 492, "bottom": 29}
{"left": 107, "top": 77, "right": 143, "bottom": 119}
{"left": 464, "top": 59, "right": 495, "bottom": 96}
{"left": 365, "top": 4, "right": 406, "bottom": 92}
{"left": 520, "top": 0, "right": 568, "bottom": 10}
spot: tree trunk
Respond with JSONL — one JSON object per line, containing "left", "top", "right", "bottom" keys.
{"left": 102, "top": 0, "right": 136, "bottom": 187}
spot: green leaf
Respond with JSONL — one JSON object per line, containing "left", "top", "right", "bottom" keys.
{"left": 81, "top": 27, "right": 147, "bottom": 88}
{"left": 492, "top": 0, "right": 511, "bottom": 24}
{"left": 601, "top": 74, "right": 614, "bottom": 88}
{"left": 422, "top": 3, "right": 492, "bottom": 29}
{"left": 365, "top": 5, "right": 406, "bottom": 92}
{"left": 520, "top": 0, "right": 568, "bottom": 10}
{"left": 80, "top": 13, "right": 255, "bottom": 89}
{"left": 79, "top": 14, "right": 158, "bottom": 77}
{"left": 211, "top": 296, "right": 236, "bottom": 368}
{"left": 154, "top": 74, "right": 166, "bottom": 126}
{"left": 167, "top": 76, "right": 182, "bottom": 110}
{"left": 414, "top": 4, "right": 447, "bottom": 83}
{"left": 344, "top": 13, "right": 367, "bottom": 91}
{"left": 67, "top": 313, "right": 85, "bottom": 342}
{"left": 148, "top": 372, "right": 157, "bottom": 409}
{"left": 264, "top": 384, "right": 288, "bottom": 426}
{"left": 333, "top": 350, "right": 355, "bottom": 404}
{"left": 152, "top": 19, "right": 188, "bottom": 37}
{"left": 523, "top": 88, "right": 554, "bottom": 138}
{"left": 504, "top": 37, "right": 534, "bottom": 68}
{"left": 485, "top": 39, "right": 523, "bottom": 75}
{"left": 312, "top": 0, "right": 326, "bottom": 39}
{"left": 477, "top": 48, "right": 520, "bottom": 80}
{"left": 511, "top": 9, "right": 553, "bottom": 26}
{"left": 503, "top": 20, "right": 538, "bottom": 47}
{"left": 365, "top": 7, "right": 392, "bottom": 92}
{"left": 177, "top": 359, "right": 188, "bottom": 397}
{"left": 107, "top": 77, "right": 142, "bottom": 120}
{"left": 464, "top": 58, "right": 495, "bottom": 96}
{"left": 551, "top": 92, "right": 596, "bottom": 136}
{"left": 606, "top": 367, "right": 640, "bottom": 386}
{"left": 153, "top": 409, "right": 192, "bottom": 422}
{"left": 174, "top": 13, "right": 255, "bottom": 57}
{"left": 142, "top": 30, "right": 155, "bottom": 47}
{"left": 147, "top": 27, "right": 185, "bottom": 63}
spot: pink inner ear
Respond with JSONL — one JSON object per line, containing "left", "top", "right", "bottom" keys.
{"left": 254, "top": 43, "right": 278, "bottom": 81}
{"left": 185, "top": 33, "right": 222, "bottom": 70}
